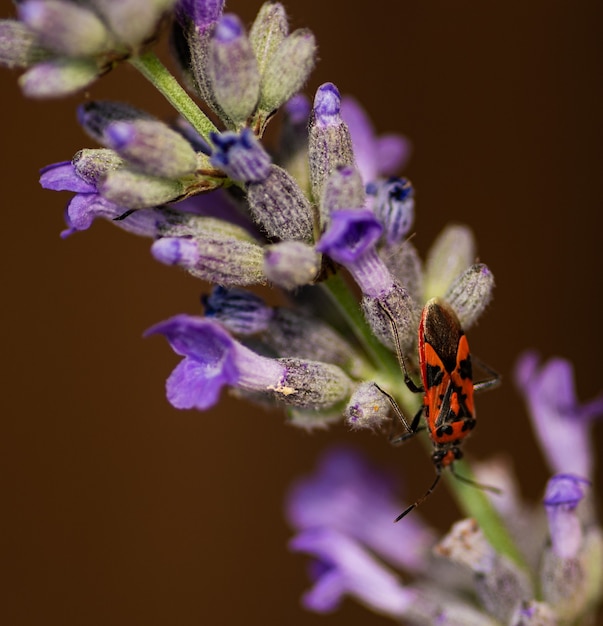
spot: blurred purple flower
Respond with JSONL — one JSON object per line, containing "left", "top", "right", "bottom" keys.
{"left": 286, "top": 447, "right": 435, "bottom": 574}
{"left": 290, "top": 526, "right": 415, "bottom": 616}
{"left": 515, "top": 352, "right": 603, "bottom": 479}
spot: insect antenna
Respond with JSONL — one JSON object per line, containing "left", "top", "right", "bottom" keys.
{"left": 449, "top": 465, "right": 502, "bottom": 495}
{"left": 378, "top": 302, "right": 422, "bottom": 393}
{"left": 394, "top": 472, "right": 442, "bottom": 522}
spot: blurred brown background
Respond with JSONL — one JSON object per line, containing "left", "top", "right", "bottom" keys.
{"left": 1, "top": 1, "right": 602, "bottom": 624}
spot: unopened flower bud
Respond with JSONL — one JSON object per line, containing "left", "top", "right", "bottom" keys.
{"left": 98, "top": 168, "right": 184, "bottom": 208}
{"left": 208, "top": 14, "right": 260, "bottom": 126}
{"left": 174, "top": 0, "right": 225, "bottom": 114}
{"left": 249, "top": 2, "right": 288, "bottom": 75}
{"left": 345, "top": 382, "right": 390, "bottom": 430}
{"left": 423, "top": 224, "right": 476, "bottom": 300}
{"left": 309, "top": 82, "right": 355, "bottom": 203}
{"left": 154, "top": 217, "right": 266, "bottom": 286}
{"left": 89, "top": 0, "right": 176, "bottom": 48}
{"left": 445, "top": 263, "right": 495, "bottom": 330}
{"left": 19, "top": 58, "right": 100, "bottom": 98}
{"left": 362, "top": 282, "right": 417, "bottom": 351}
{"left": 248, "top": 166, "right": 314, "bottom": 242}
{"left": 381, "top": 239, "right": 423, "bottom": 306}
{"left": 105, "top": 119, "right": 198, "bottom": 178}
{"left": 264, "top": 241, "right": 320, "bottom": 289}
{"left": 368, "top": 177, "right": 414, "bottom": 246}
{"left": 259, "top": 28, "right": 317, "bottom": 114}
{"left": 18, "top": 0, "right": 109, "bottom": 57}
{"left": 210, "top": 128, "right": 271, "bottom": 183}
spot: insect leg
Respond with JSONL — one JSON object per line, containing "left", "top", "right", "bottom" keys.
{"left": 389, "top": 407, "right": 425, "bottom": 446}
{"left": 472, "top": 356, "right": 501, "bottom": 393}
{"left": 378, "top": 301, "right": 423, "bottom": 393}
{"left": 395, "top": 471, "right": 442, "bottom": 522}
{"left": 373, "top": 382, "right": 413, "bottom": 431}
{"left": 450, "top": 464, "right": 502, "bottom": 495}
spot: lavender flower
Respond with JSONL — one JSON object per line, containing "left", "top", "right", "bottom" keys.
{"left": 146, "top": 315, "right": 352, "bottom": 413}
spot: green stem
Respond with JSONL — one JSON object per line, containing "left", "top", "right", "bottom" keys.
{"left": 322, "top": 272, "right": 529, "bottom": 571}
{"left": 129, "top": 52, "right": 218, "bottom": 142}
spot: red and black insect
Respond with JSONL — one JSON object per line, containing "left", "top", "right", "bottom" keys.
{"left": 378, "top": 297, "right": 500, "bottom": 521}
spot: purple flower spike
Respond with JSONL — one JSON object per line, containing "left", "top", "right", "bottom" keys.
{"left": 145, "top": 315, "right": 241, "bottom": 410}
{"left": 515, "top": 352, "right": 603, "bottom": 478}
{"left": 340, "top": 96, "right": 411, "bottom": 183}
{"left": 290, "top": 527, "right": 414, "bottom": 617}
{"left": 544, "top": 474, "right": 590, "bottom": 559}
{"left": 317, "top": 209, "right": 382, "bottom": 265}
{"left": 285, "top": 447, "right": 435, "bottom": 573}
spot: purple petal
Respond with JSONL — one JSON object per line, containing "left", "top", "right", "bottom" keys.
{"left": 145, "top": 315, "right": 236, "bottom": 361}
{"left": 40, "top": 161, "right": 97, "bottom": 193}
{"left": 166, "top": 356, "right": 234, "bottom": 410}
{"left": 146, "top": 315, "right": 240, "bottom": 411}
{"left": 64, "top": 193, "right": 121, "bottom": 232}
{"left": 340, "top": 96, "right": 376, "bottom": 183}
{"left": 316, "top": 209, "right": 383, "bottom": 265}
{"left": 515, "top": 352, "right": 603, "bottom": 478}
{"left": 290, "top": 526, "right": 414, "bottom": 618}
{"left": 341, "top": 97, "right": 411, "bottom": 182}
{"left": 375, "top": 134, "right": 412, "bottom": 176}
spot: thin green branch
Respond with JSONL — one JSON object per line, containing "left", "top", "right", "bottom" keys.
{"left": 129, "top": 51, "right": 218, "bottom": 142}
